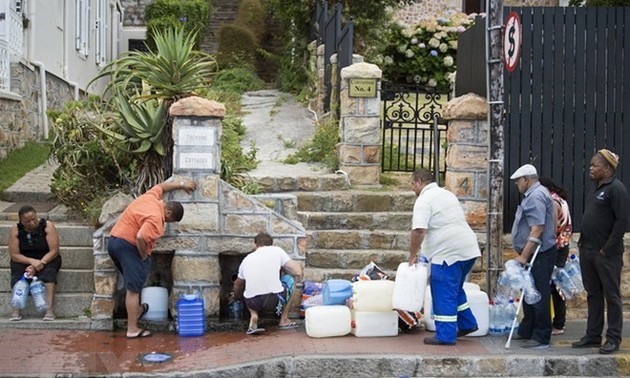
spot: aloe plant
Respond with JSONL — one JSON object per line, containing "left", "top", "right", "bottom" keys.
{"left": 90, "top": 27, "right": 217, "bottom": 193}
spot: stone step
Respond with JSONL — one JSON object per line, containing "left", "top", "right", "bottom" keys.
{"left": 307, "top": 230, "right": 409, "bottom": 251}
{"left": 0, "top": 292, "right": 93, "bottom": 319}
{"left": 250, "top": 174, "right": 350, "bottom": 193}
{"left": 0, "top": 203, "right": 84, "bottom": 223}
{"left": 0, "top": 246, "right": 94, "bottom": 270}
{"left": 298, "top": 211, "right": 411, "bottom": 231}
{"left": 0, "top": 268, "right": 94, "bottom": 293}
{"left": 294, "top": 190, "right": 416, "bottom": 212}
{"left": 306, "top": 248, "right": 407, "bottom": 271}
{"left": 0, "top": 223, "right": 94, "bottom": 247}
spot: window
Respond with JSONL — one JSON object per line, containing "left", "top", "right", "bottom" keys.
{"left": 95, "top": 0, "right": 107, "bottom": 65}
{"left": 75, "top": 0, "right": 89, "bottom": 56}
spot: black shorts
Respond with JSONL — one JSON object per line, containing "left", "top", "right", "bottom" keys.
{"left": 244, "top": 288, "right": 287, "bottom": 312}
{"left": 107, "top": 236, "right": 152, "bottom": 293}
{"left": 10, "top": 255, "right": 62, "bottom": 287}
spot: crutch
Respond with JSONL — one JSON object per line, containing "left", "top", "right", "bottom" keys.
{"left": 505, "top": 243, "right": 542, "bottom": 349}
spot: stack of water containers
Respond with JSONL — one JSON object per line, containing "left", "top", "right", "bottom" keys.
{"left": 551, "top": 254, "right": 584, "bottom": 300}
{"left": 177, "top": 293, "right": 205, "bottom": 337}
{"left": 305, "top": 279, "right": 353, "bottom": 338}
{"left": 350, "top": 279, "right": 397, "bottom": 337}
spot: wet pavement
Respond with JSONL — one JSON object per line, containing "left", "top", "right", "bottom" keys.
{"left": 0, "top": 319, "right": 628, "bottom": 377}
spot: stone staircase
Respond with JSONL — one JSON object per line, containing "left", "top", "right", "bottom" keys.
{"left": 295, "top": 189, "right": 418, "bottom": 282}
{"left": 200, "top": 0, "right": 241, "bottom": 54}
{"left": 0, "top": 196, "right": 96, "bottom": 329}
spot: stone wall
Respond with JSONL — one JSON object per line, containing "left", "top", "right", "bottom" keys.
{"left": 0, "top": 62, "right": 77, "bottom": 158}
{"left": 393, "top": 0, "right": 559, "bottom": 27}
{"left": 120, "top": 0, "right": 153, "bottom": 27}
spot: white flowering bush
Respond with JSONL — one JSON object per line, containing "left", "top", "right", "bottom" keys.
{"left": 377, "top": 12, "right": 478, "bottom": 91}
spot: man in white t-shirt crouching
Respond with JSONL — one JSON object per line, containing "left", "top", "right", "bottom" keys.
{"left": 233, "top": 232, "right": 303, "bottom": 335}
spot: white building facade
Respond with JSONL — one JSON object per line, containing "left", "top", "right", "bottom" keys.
{"left": 0, "top": 0, "right": 125, "bottom": 156}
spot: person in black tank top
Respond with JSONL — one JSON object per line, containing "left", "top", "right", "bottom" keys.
{"left": 8, "top": 205, "right": 62, "bottom": 321}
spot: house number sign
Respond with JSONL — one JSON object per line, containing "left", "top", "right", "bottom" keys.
{"left": 349, "top": 79, "right": 377, "bottom": 98}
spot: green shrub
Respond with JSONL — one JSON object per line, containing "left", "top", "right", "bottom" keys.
{"left": 377, "top": 12, "right": 476, "bottom": 90}
{"left": 235, "top": 0, "right": 266, "bottom": 43}
{"left": 216, "top": 23, "right": 258, "bottom": 69}
{"left": 48, "top": 98, "right": 138, "bottom": 224}
{"left": 211, "top": 67, "right": 266, "bottom": 94}
{"left": 145, "top": 0, "right": 212, "bottom": 49}
{"left": 284, "top": 117, "right": 339, "bottom": 171}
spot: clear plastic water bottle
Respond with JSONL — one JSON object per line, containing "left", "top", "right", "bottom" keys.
{"left": 229, "top": 298, "right": 244, "bottom": 319}
{"left": 522, "top": 271, "right": 542, "bottom": 304}
{"left": 552, "top": 266, "right": 577, "bottom": 300}
{"left": 488, "top": 301, "right": 504, "bottom": 336}
{"left": 30, "top": 277, "right": 48, "bottom": 313}
{"left": 565, "top": 254, "right": 585, "bottom": 292}
{"left": 494, "top": 272, "right": 514, "bottom": 304}
{"left": 10, "top": 274, "right": 30, "bottom": 309}
{"left": 503, "top": 299, "right": 516, "bottom": 334}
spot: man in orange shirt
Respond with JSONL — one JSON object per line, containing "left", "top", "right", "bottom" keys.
{"left": 108, "top": 178, "right": 196, "bottom": 338}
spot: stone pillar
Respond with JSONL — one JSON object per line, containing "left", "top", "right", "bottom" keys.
{"left": 315, "top": 43, "right": 326, "bottom": 115}
{"left": 442, "top": 93, "right": 489, "bottom": 285}
{"left": 168, "top": 96, "right": 225, "bottom": 317}
{"left": 443, "top": 93, "right": 489, "bottom": 230}
{"left": 337, "top": 62, "right": 382, "bottom": 186}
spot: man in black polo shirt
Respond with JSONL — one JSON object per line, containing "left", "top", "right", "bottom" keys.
{"left": 572, "top": 149, "right": 628, "bottom": 354}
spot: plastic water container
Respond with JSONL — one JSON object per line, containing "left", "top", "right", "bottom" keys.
{"left": 177, "top": 294, "right": 205, "bottom": 337}
{"left": 351, "top": 310, "right": 399, "bottom": 337}
{"left": 392, "top": 263, "right": 428, "bottom": 312}
{"left": 305, "top": 305, "right": 351, "bottom": 338}
{"left": 351, "top": 280, "right": 395, "bottom": 311}
{"left": 423, "top": 286, "right": 489, "bottom": 337}
{"left": 322, "top": 279, "right": 353, "bottom": 305}
{"left": 141, "top": 286, "right": 169, "bottom": 321}
{"left": 464, "top": 282, "right": 481, "bottom": 291}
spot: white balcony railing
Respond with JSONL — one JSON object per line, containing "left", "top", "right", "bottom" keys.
{"left": 0, "top": 39, "right": 9, "bottom": 91}
{"left": 0, "top": 1, "right": 23, "bottom": 57}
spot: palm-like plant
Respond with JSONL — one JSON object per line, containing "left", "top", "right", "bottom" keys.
{"left": 91, "top": 27, "right": 217, "bottom": 193}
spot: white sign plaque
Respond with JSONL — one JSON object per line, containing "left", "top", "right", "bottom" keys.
{"left": 178, "top": 127, "right": 215, "bottom": 146}
{"left": 179, "top": 152, "right": 215, "bottom": 170}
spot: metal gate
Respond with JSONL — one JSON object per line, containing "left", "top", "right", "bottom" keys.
{"left": 381, "top": 82, "right": 449, "bottom": 179}
{"left": 503, "top": 6, "right": 630, "bottom": 232}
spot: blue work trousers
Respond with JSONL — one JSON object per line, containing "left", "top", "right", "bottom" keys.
{"left": 430, "top": 258, "right": 478, "bottom": 343}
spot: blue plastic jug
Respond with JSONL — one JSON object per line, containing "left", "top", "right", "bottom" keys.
{"left": 177, "top": 294, "right": 205, "bottom": 337}
{"left": 322, "top": 279, "right": 352, "bottom": 305}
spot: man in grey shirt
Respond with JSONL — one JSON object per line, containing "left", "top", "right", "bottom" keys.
{"left": 509, "top": 164, "right": 557, "bottom": 349}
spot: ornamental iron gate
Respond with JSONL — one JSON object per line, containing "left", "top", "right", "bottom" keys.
{"left": 381, "top": 82, "right": 449, "bottom": 180}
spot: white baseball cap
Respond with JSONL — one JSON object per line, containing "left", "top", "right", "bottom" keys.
{"left": 510, "top": 164, "right": 538, "bottom": 179}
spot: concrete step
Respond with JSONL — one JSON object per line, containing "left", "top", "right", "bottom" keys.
{"left": 299, "top": 211, "right": 411, "bottom": 230}
{"left": 0, "top": 246, "right": 94, "bottom": 270}
{"left": 306, "top": 248, "right": 407, "bottom": 271}
{"left": 0, "top": 223, "right": 94, "bottom": 246}
{"left": 307, "top": 230, "right": 409, "bottom": 250}
{"left": 250, "top": 174, "right": 350, "bottom": 193}
{"left": 295, "top": 190, "right": 416, "bottom": 212}
{"left": 0, "top": 292, "right": 93, "bottom": 319}
{"left": 0, "top": 268, "right": 94, "bottom": 293}
{"left": 0, "top": 203, "right": 84, "bottom": 223}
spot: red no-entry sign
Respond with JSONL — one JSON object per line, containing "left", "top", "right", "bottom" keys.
{"left": 503, "top": 12, "right": 522, "bottom": 72}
